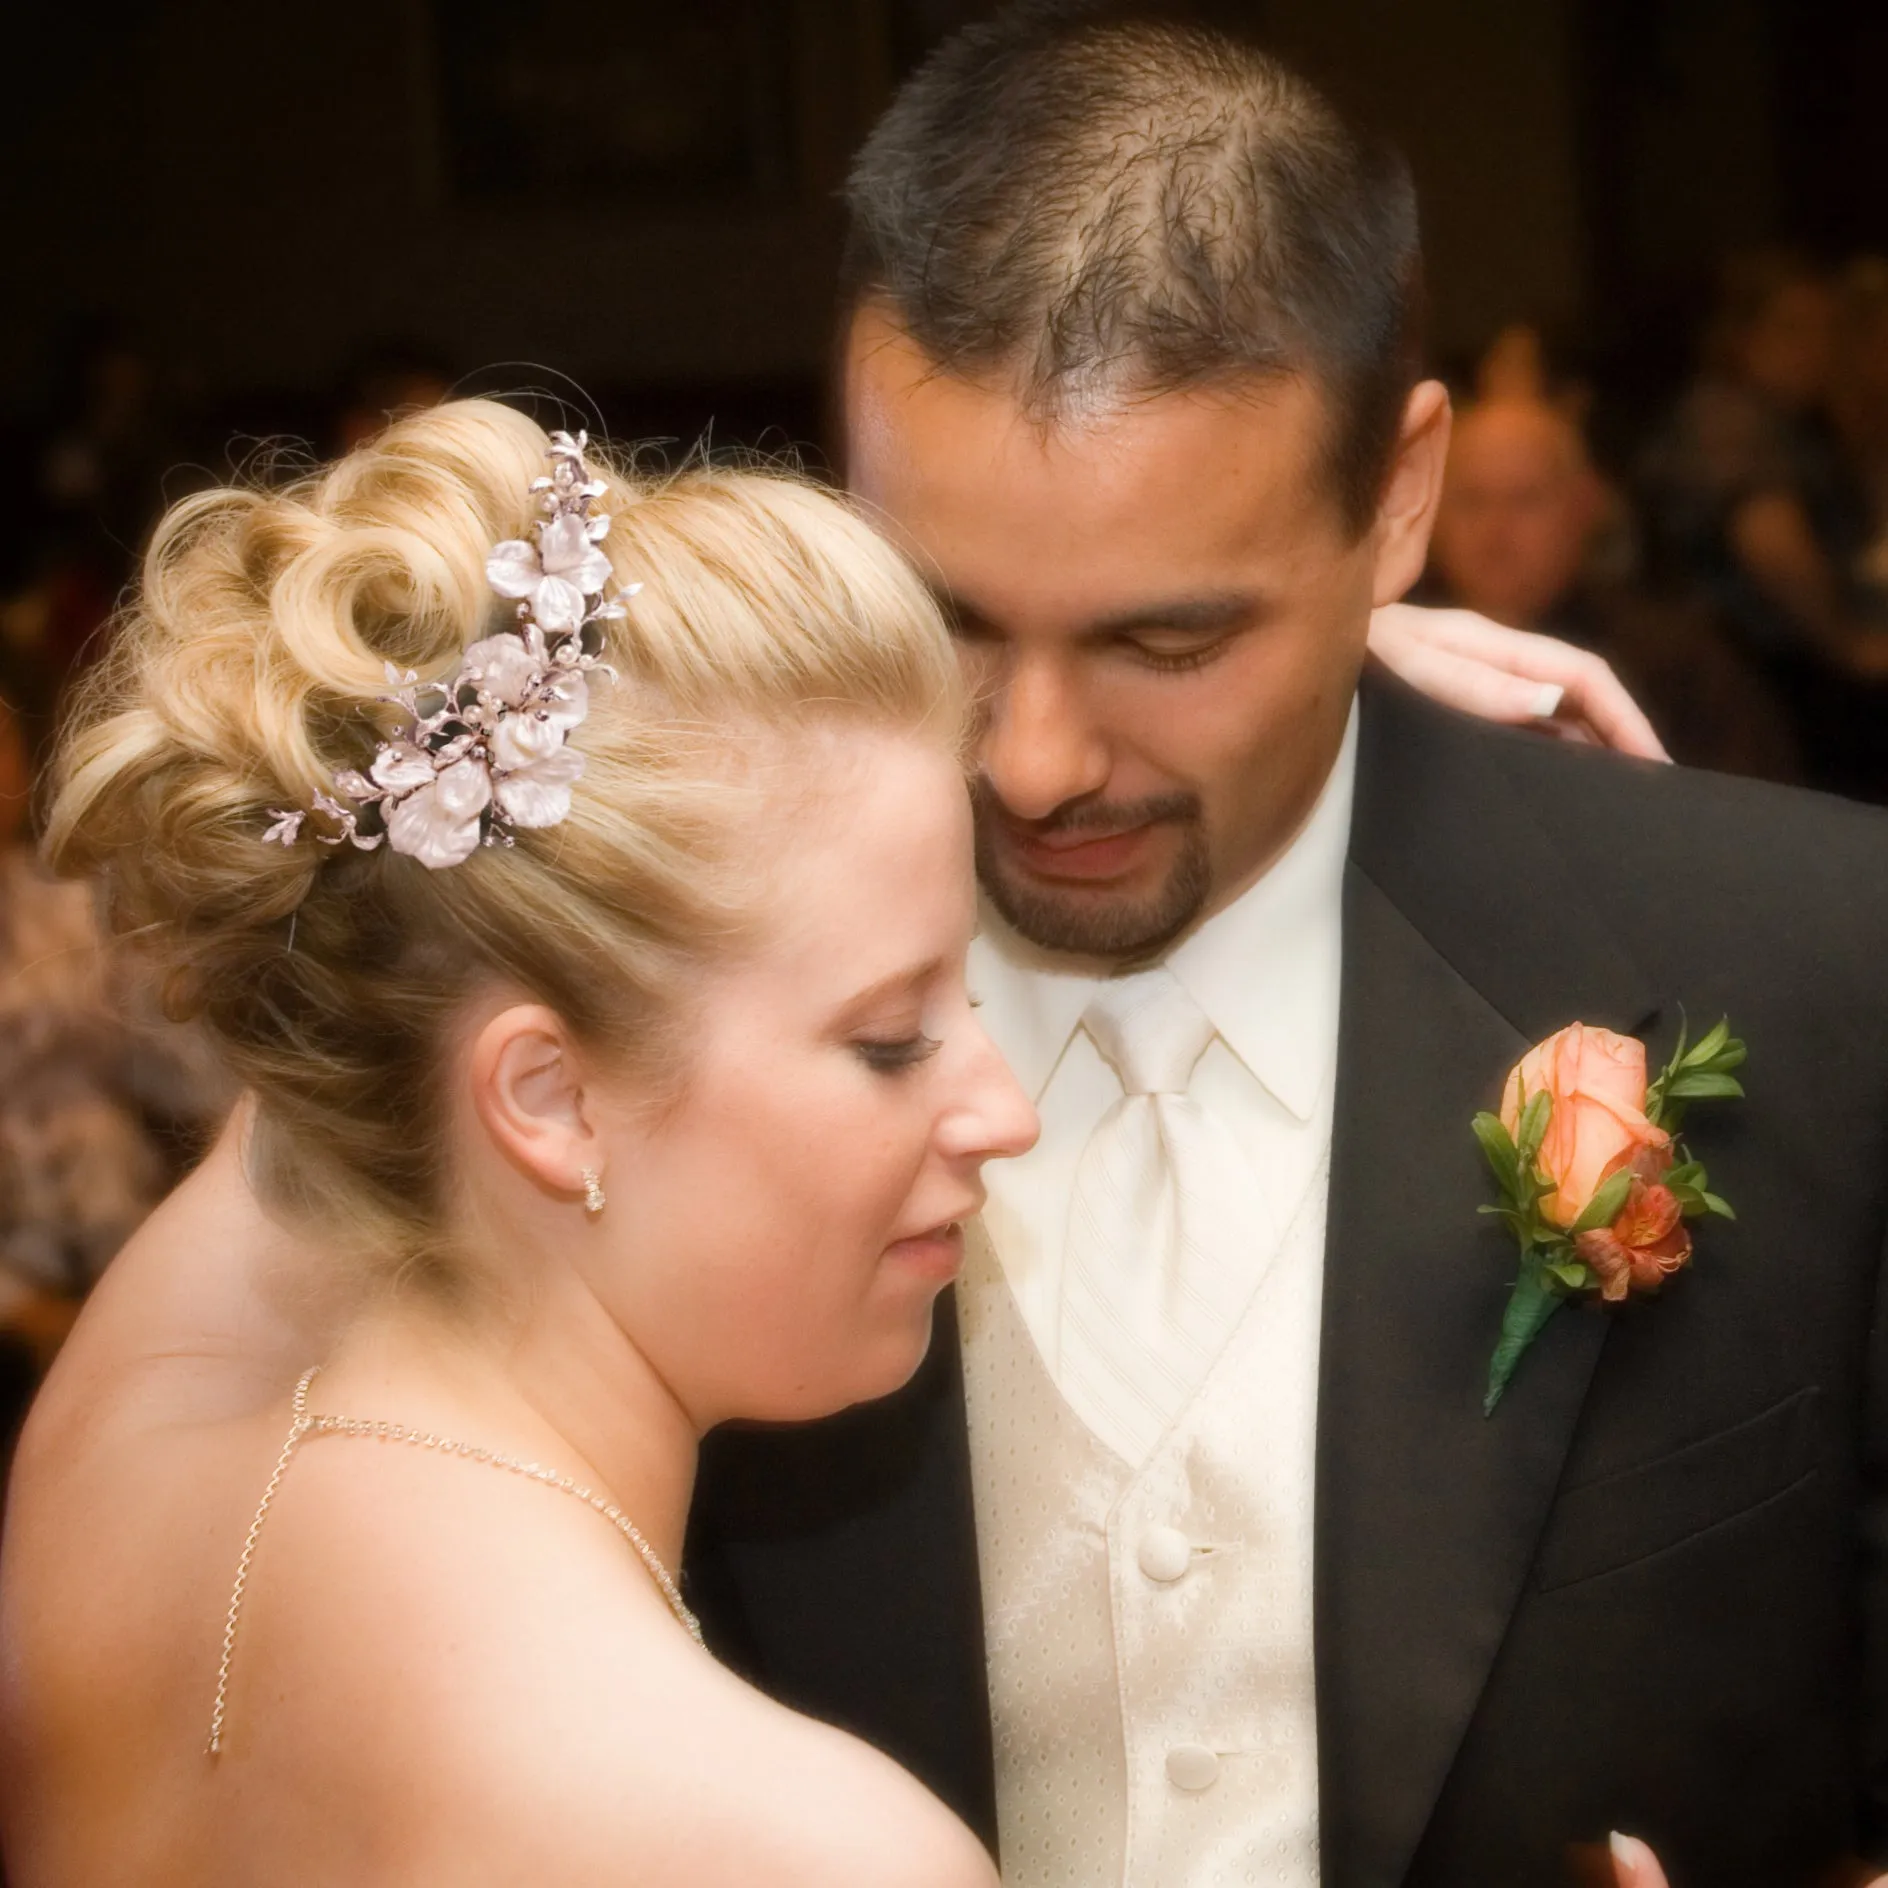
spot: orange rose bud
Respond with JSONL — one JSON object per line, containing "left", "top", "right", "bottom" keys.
{"left": 1501, "top": 1022, "right": 1671, "bottom": 1228}
{"left": 1575, "top": 1178, "right": 1694, "bottom": 1302}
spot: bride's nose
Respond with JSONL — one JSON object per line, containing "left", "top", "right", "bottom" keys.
{"left": 942, "top": 1028, "right": 1039, "bottom": 1164}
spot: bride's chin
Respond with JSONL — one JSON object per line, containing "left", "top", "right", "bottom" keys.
{"left": 864, "top": 1297, "right": 947, "bottom": 1396}
{"left": 743, "top": 1304, "right": 942, "bottom": 1425}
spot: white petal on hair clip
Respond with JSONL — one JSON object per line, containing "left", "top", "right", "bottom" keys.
{"left": 264, "top": 430, "right": 626, "bottom": 871}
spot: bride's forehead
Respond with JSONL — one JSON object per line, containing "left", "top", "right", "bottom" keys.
{"left": 716, "top": 763, "right": 972, "bottom": 978}
{"left": 745, "top": 728, "right": 968, "bottom": 865}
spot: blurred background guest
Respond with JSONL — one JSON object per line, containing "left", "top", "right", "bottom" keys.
{"left": 0, "top": 694, "right": 228, "bottom": 1448}
{"left": 1475, "top": 321, "right": 1559, "bottom": 408}
{"left": 1472, "top": 321, "right": 1598, "bottom": 436}
{"left": 1430, "top": 398, "right": 1606, "bottom": 632}
{"left": 1427, "top": 396, "right": 1800, "bottom": 779}
{"left": 1639, "top": 249, "right": 1888, "bottom": 792}
{"left": 1834, "top": 257, "right": 1888, "bottom": 604}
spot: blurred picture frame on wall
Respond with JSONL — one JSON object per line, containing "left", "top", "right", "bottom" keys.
{"left": 433, "top": 0, "right": 797, "bottom": 206}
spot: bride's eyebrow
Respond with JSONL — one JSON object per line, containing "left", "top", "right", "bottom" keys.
{"left": 833, "top": 959, "right": 947, "bottom": 1022}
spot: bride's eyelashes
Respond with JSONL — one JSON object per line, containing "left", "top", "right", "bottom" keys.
{"left": 853, "top": 1033, "right": 944, "bottom": 1076}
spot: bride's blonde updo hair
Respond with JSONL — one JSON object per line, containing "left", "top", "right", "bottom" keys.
{"left": 46, "top": 399, "right": 962, "bottom": 1278}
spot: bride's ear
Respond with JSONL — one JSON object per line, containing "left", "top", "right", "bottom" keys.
{"left": 467, "top": 1004, "right": 599, "bottom": 1198}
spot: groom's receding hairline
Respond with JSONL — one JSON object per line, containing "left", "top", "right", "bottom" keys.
{"left": 841, "top": 1, "right": 1425, "bottom": 534}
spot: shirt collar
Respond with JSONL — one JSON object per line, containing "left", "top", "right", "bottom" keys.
{"left": 968, "top": 701, "right": 1358, "bottom": 1121}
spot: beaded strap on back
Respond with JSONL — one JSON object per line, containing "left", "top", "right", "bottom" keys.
{"left": 208, "top": 1366, "right": 701, "bottom": 1756}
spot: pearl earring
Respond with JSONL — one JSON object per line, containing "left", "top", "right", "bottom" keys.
{"left": 581, "top": 1167, "right": 606, "bottom": 1216}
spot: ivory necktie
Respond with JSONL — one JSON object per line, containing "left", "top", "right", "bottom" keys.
{"left": 1058, "top": 967, "right": 1259, "bottom": 1465}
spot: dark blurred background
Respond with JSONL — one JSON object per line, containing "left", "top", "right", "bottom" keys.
{"left": 5, "top": 0, "right": 1887, "bottom": 765}
{"left": 7, "top": 0, "right": 1888, "bottom": 786}
{"left": 0, "top": 0, "right": 1884, "bottom": 1421}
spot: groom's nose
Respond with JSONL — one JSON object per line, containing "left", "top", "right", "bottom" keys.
{"left": 979, "top": 650, "right": 1110, "bottom": 821}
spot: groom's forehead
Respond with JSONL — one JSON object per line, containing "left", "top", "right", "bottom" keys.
{"left": 847, "top": 308, "right": 1320, "bottom": 479}
{"left": 841, "top": 309, "right": 1344, "bottom": 586}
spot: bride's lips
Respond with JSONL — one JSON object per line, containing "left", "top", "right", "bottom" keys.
{"left": 1001, "top": 819, "right": 1162, "bottom": 883}
{"left": 883, "top": 1219, "right": 970, "bottom": 1282}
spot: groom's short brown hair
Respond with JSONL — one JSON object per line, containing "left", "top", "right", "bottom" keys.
{"left": 841, "top": 1, "right": 1424, "bottom": 535}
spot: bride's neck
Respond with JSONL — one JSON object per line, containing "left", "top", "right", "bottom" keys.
{"left": 320, "top": 1268, "right": 699, "bottom": 1575}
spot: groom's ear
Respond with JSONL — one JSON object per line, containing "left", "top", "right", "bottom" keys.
{"left": 1368, "top": 378, "right": 1453, "bottom": 608}
{"left": 467, "top": 1003, "right": 597, "bottom": 1197}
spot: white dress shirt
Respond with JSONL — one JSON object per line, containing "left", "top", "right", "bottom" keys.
{"left": 962, "top": 705, "right": 1357, "bottom": 1885}
{"left": 970, "top": 702, "right": 1358, "bottom": 1438}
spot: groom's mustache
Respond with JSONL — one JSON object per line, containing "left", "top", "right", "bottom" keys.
{"left": 972, "top": 781, "right": 1204, "bottom": 841}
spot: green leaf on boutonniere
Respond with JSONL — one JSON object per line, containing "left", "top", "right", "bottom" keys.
{"left": 1515, "top": 1089, "right": 1553, "bottom": 1166}
{"left": 1472, "top": 1111, "right": 1522, "bottom": 1201}
{"left": 1568, "top": 1166, "right": 1636, "bottom": 1237}
{"left": 1647, "top": 1016, "right": 1748, "bottom": 1131}
{"left": 1687, "top": 1017, "right": 1731, "bottom": 1064}
{"left": 1663, "top": 1070, "right": 1747, "bottom": 1101}
{"left": 1484, "top": 1250, "right": 1569, "bottom": 1415}
{"left": 1547, "top": 1259, "right": 1592, "bottom": 1291}
{"left": 1701, "top": 1191, "right": 1736, "bottom": 1219}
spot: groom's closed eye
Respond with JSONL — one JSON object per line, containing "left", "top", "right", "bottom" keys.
{"left": 1083, "top": 597, "right": 1264, "bottom": 676}
{"left": 1113, "top": 628, "right": 1240, "bottom": 673}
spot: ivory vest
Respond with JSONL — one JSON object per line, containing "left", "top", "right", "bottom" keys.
{"left": 960, "top": 1147, "right": 1329, "bottom": 1887}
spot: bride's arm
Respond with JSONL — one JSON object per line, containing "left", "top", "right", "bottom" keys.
{"left": 1368, "top": 603, "right": 1670, "bottom": 762}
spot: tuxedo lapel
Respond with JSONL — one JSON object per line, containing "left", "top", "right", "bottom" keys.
{"left": 1315, "top": 682, "right": 1663, "bottom": 1887}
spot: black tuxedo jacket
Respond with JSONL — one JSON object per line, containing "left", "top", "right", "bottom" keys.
{"left": 685, "top": 677, "right": 1888, "bottom": 1886}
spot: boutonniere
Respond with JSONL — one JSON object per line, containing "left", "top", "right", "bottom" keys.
{"left": 1473, "top": 1017, "right": 1746, "bottom": 1414}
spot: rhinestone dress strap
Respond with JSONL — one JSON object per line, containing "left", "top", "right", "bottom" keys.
{"left": 207, "top": 1366, "right": 701, "bottom": 1756}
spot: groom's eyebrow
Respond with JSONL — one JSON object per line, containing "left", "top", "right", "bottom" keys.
{"left": 1080, "top": 592, "right": 1265, "bottom": 641}
{"left": 924, "top": 581, "right": 1266, "bottom": 642}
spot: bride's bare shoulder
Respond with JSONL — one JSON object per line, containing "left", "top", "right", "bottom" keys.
{"left": 415, "top": 1575, "right": 996, "bottom": 1887}
{"left": 229, "top": 1441, "right": 993, "bottom": 1888}
{"left": 512, "top": 1658, "right": 1000, "bottom": 1888}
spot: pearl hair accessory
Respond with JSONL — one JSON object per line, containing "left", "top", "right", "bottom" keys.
{"left": 264, "top": 431, "right": 632, "bottom": 872}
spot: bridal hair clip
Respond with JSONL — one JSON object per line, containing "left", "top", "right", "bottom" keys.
{"left": 264, "top": 431, "right": 633, "bottom": 871}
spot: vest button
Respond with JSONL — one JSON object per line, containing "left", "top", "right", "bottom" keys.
{"left": 1138, "top": 1524, "right": 1194, "bottom": 1584}
{"left": 1166, "top": 1743, "right": 1221, "bottom": 1792}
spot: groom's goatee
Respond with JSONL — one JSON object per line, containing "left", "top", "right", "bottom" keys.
{"left": 972, "top": 781, "right": 1211, "bottom": 963}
